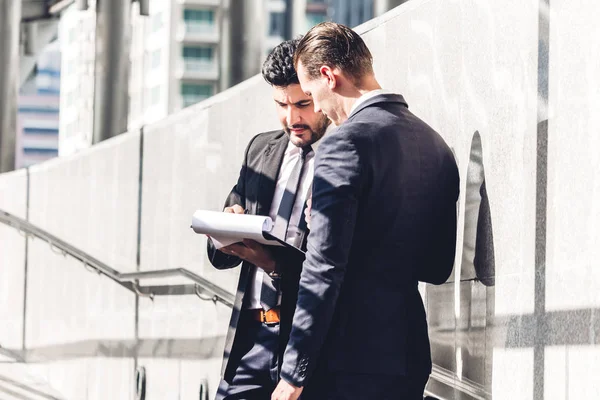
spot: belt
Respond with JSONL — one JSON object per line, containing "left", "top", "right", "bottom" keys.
{"left": 249, "top": 307, "right": 281, "bottom": 324}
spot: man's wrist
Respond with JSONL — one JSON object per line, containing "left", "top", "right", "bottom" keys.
{"left": 279, "top": 369, "right": 304, "bottom": 388}
{"left": 280, "top": 375, "right": 302, "bottom": 389}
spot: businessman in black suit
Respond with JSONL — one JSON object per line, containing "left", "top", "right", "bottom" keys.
{"left": 272, "top": 23, "right": 460, "bottom": 400}
{"left": 208, "top": 39, "right": 330, "bottom": 400}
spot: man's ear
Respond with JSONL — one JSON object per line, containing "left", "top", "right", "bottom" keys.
{"left": 320, "top": 65, "right": 337, "bottom": 89}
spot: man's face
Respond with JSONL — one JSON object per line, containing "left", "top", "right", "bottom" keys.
{"left": 296, "top": 61, "right": 341, "bottom": 125}
{"left": 273, "top": 83, "right": 330, "bottom": 147}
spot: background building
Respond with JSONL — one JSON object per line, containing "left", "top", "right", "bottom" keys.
{"left": 57, "top": 0, "right": 404, "bottom": 157}
{"left": 57, "top": 1, "right": 96, "bottom": 157}
{"left": 128, "top": 0, "right": 222, "bottom": 131}
{"left": 1, "top": 0, "right": 408, "bottom": 168}
{"left": 16, "top": 41, "right": 61, "bottom": 168}
{"left": 59, "top": 0, "right": 222, "bottom": 153}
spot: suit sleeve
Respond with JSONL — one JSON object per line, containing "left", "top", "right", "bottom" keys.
{"left": 419, "top": 150, "right": 460, "bottom": 284}
{"left": 280, "top": 129, "right": 365, "bottom": 386}
{"left": 206, "top": 135, "right": 258, "bottom": 270}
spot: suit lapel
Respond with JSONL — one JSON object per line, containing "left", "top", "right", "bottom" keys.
{"left": 255, "top": 133, "right": 288, "bottom": 216}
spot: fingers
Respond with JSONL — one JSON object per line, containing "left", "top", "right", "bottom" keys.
{"left": 304, "top": 200, "right": 312, "bottom": 230}
{"left": 235, "top": 240, "right": 276, "bottom": 272}
{"left": 221, "top": 243, "right": 246, "bottom": 257}
{"left": 304, "top": 198, "right": 312, "bottom": 219}
{"left": 240, "top": 240, "right": 265, "bottom": 258}
{"left": 242, "top": 239, "right": 261, "bottom": 250}
{"left": 224, "top": 204, "right": 245, "bottom": 214}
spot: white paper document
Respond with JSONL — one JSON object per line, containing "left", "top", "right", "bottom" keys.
{"left": 191, "top": 210, "right": 284, "bottom": 249}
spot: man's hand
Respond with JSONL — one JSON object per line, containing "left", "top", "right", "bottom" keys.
{"left": 216, "top": 205, "right": 276, "bottom": 272}
{"left": 304, "top": 197, "right": 312, "bottom": 230}
{"left": 271, "top": 379, "right": 303, "bottom": 400}
{"left": 223, "top": 204, "right": 245, "bottom": 215}
{"left": 221, "top": 239, "right": 276, "bottom": 273}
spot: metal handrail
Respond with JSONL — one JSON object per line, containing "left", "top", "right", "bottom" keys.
{"left": 2, "top": 208, "right": 492, "bottom": 398}
{"left": 0, "top": 209, "right": 234, "bottom": 307}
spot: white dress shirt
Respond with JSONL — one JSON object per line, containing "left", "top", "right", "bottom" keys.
{"left": 245, "top": 136, "right": 323, "bottom": 309}
{"left": 349, "top": 89, "right": 391, "bottom": 116}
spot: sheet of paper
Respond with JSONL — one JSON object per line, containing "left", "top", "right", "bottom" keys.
{"left": 191, "top": 210, "right": 282, "bottom": 249}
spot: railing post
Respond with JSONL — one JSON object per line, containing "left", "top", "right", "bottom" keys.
{"left": 22, "top": 167, "right": 31, "bottom": 351}
{"left": 0, "top": 0, "right": 21, "bottom": 173}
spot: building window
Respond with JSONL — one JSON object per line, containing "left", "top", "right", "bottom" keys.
{"left": 183, "top": 9, "right": 215, "bottom": 34}
{"left": 151, "top": 49, "right": 161, "bottom": 69}
{"left": 23, "top": 148, "right": 58, "bottom": 156}
{"left": 181, "top": 83, "right": 212, "bottom": 107}
{"left": 182, "top": 46, "right": 214, "bottom": 71}
{"left": 183, "top": 46, "right": 213, "bottom": 60}
{"left": 183, "top": 9, "right": 214, "bottom": 23}
{"left": 18, "top": 106, "right": 60, "bottom": 114}
{"left": 269, "top": 12, "right": 285, "bottom": 37}
{"left": 23, "top": 127, "right": 59, "bottom": 135}
{"left": 151, "top": 12, "right": 163, "bottom": 31}
{"left": 150, "top": 85, "right": 161, "bottom": 105}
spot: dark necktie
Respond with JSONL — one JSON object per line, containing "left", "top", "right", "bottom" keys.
{"left": 260, "top": 145, "right": 313, "bottom": 311}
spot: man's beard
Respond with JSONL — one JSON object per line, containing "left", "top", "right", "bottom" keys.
{"left": 285, "top": 115, "right": 330, "bottom": 146}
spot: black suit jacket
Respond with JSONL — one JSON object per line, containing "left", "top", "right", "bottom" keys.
{"left": 280, "top": 94, "right": 460, "bottom": 388}
{"left": 207, "top": 130, "right": 308, "bottom": 381}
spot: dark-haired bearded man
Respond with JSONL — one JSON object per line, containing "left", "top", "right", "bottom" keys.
{"left": 208, "top": 38, "right": 331, "bottom": 400}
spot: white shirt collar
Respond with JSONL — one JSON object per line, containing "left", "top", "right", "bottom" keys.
{"left": 349, "top": 89, "right": 391, "bottom": 116}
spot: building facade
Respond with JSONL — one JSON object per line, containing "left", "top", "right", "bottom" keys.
{"left": 57, "top": 0, "right": 402, "bottom": 156}
{"left": 57, "top": 2, "right": 96, "bottom": 157}
{"left": 59, "top": 0, "right": 222, "bottom": 154}
{"left": 16, "top": 41, "right": 61, "bottom": 168}
{"left": 128, "top": 0, "right": 222, "bottom": 131}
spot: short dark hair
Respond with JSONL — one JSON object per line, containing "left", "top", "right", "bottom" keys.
{"left": 262, "top": 38, "right": 301, "bottom": 87}
{"left": 294, "top": 22, "right": 373, "bottom": 84}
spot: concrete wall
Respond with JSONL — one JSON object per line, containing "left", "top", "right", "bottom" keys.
{"left": 135, "top": 75, "right": 280, "bottom": 399}
{"left": 363, "top": 0, "right": 538, "bottom": 397}
{"left": 542, "top": 1, "right": 600, "bottom": 398}
{"left": 1, "top": 0, "right": 599, "bottom": 399}
{"left": 0, "top": 169, "right": 27, "bottom": 350}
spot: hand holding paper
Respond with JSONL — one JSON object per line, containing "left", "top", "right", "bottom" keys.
{"left": 191, "top": 209, "right": 305, "bottom": 257}
{"left": 191, "top": 209, "right": 278, "bottom": 248}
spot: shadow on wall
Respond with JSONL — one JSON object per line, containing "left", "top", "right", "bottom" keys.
{"left": 463, "top": 131, "right": 496, "bottom": 287}
{"left": 427, "top": 130, "right": 496, "bottom": 399}
{"left": 455, "top": 131, "right": 496, "bottom": 393}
